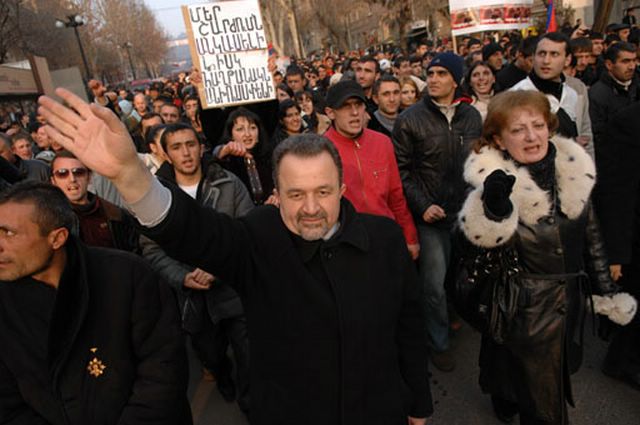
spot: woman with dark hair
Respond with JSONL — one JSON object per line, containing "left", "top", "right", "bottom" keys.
{"left": 455, "top": 90, "right": 635, "bottom": 424}
{"left": 182, "top": 95, "right": 204, "bottom": 138}
{"left": 271, "top": 99, "right": 305, "bottom": 147}
{"left": 464, "top": 61, "right": 497, "bottom": 121}
{"left": 276, "top": 83, "right": 294, "bottom": 103}
{"left": 295, "top": 90, "right": 331, "bottom": 134}
{"left": 216, "top": 108, "right": 274, "bottom": 204}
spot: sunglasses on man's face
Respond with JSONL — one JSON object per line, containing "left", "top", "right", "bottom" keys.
{"left": 53, "top": 167, "right": 89, "bottom": 179}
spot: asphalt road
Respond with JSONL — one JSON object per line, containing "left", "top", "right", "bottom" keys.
{"left": 187, "top": 323, "right": 640, "bottom": 424}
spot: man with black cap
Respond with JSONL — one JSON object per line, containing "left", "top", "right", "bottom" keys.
{"left": 393, "top": 52, "right": 482, "bottom": 373}
{"left": 483, "top": 42, "right": 505, "bottom": 73}
{"left": 324, "top": 79, "right": 420, "bottom": 260}
{"left": 610, "top": 23, "right": 631, "bottom": 43}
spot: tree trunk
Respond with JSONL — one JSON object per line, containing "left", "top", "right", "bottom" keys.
{"left": 287, "top": 5, "right": 303, "bottom": 57}
{"left": 260, "top": 1, "right": 283, "bottom": 54}
{"left": 593, "top": 0, "right": 614, "bottom": 33}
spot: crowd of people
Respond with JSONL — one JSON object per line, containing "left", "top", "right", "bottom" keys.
{"left": 1, "top": 14, "right": 640, "bottom": 425}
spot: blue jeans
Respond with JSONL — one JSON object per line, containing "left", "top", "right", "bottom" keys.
{"left": 417, "top": 224, "right": 452, "bottom": 353}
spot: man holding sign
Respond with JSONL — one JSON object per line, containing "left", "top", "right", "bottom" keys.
{"left": 38, "top": 88, "right": 433, "bottom": 425}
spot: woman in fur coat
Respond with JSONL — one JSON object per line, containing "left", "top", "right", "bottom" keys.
{"left": 456, "top": 90, "right": 636, "bottom": 424}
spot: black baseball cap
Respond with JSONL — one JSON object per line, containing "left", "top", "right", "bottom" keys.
{"left": 326, "top": 80, "right": 366, "bottom": 109}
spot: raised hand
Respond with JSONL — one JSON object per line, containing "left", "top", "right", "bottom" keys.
{"left": 38, "top": 88, "right": 152, "bottom": 204}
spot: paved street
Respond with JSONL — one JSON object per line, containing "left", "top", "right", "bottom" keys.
{"left": 187, "top": 323, "right": 640, "bottom": 424}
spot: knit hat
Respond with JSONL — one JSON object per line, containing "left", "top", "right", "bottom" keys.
{"left": 427, "top": 52, "right": 464, "bottom": 86}
{"left": 482, "top": 42, "right": 504, "bottom": 61}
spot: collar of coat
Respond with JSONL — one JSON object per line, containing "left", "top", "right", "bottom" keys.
{"left": 463, "top": 135, "right": 596, "bottom": 226}
{"left": 253, "top": 197, "right": 370, "bottom": 263}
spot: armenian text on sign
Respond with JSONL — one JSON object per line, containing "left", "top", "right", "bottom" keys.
{"left": 183, "top": 0, "right": 275, "bottom": 109}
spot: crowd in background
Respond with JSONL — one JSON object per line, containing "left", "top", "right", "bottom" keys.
{"left": 1, "top": 10, "right": 640, "bottom": 425}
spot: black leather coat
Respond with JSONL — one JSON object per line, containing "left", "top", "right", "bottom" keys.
{"left": 457, "top": 138, "right": 617, "bottom": 424}
{"left": 477, "top": 205, "right": 616, "bottom": 423}
{"left": 391, "top": 96, "right": 482, "bottom": 228}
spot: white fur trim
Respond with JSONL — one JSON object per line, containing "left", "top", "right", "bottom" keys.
{"left": 592, "top": 293, "right": 638, "bottom": 326}
{"left": 552, "top": 136, "right": 596, "bottom": 219}
{"left": 458, "top": 188, "right": 519, "bottom": 248}
{"left": 462, "top": 136, "right": 595, "bottom": 226}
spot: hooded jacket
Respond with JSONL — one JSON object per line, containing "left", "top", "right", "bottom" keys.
{"left": 141, "top": 161, "right": 253, "bottom": 330}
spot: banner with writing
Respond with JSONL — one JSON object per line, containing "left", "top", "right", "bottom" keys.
{"left": 182, "top": 0, "right": 275, "bottom": 109}
{"left": 449, "top": 0, "right": 534, "bottom": 36}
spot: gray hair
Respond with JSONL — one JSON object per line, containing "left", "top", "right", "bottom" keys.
{"left": 271, "top": 134, "right": 343, "bottom": 188}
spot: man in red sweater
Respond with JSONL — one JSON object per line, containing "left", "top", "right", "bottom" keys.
{"left": 324, "top": 80, "right": 419, "bottom": 259}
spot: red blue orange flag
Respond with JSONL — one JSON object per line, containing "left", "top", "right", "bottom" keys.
{"left": 546, "top": 0, "right": 558, "bottom": 33}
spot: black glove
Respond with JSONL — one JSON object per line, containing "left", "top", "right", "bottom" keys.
{"left": 482, "top": 170, "right": 516, "bottom": 219}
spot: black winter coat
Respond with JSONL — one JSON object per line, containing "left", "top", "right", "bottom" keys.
{"left": 593, "top": 101, "right": 640, "bottom": 266}
{"left": 141, "top": 187, "right": 432, "bottom": 425}
{"left": 589, "top": 72, "right": 640, "bottom": 158}
{"left": 392, "top": 96, "right": 482, "bottom": 228}
{"left": 0, "top": 237, "right": 191, "bottom": 425}
{"left": 457, "top": 137, "right": 616, "bottom": 423}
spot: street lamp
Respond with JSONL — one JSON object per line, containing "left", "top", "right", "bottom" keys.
{"left": 121, "top": 42, "right": 137, "bottom": 80}
{"left": 55, "top": 15, "right": 91, "bottom": 80}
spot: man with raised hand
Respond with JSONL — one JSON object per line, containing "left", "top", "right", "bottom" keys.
{"left": 38, "top": 89, "right": 433, "bottom": 425}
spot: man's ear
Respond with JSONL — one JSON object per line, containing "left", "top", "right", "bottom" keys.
{"left": 564, "top": 53, "right": 572, "bottom": 68}
{"left": 339, "top": 183, "right": 346, "bottom": 197}
{"left": 273, "top": 187, "right": 281, "bottom": 203}
{"left": 49, "top": 227, "right": 69, "bottom": 250}
{"left": 325, "top": 107, "right": 335, "bottom": 121}
{"left": 604, "top": 59, "right": 614, "bottom": 73}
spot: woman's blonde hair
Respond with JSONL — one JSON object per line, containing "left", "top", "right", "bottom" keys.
{"left": 473, "top": 90, "right": 559, "bottom": 153}
{"left": 399, "top": 76, "right": 420, "bottom": 99}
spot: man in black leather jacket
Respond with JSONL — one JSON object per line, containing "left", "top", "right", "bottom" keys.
{"left": 392, "top": 52, "right": 482, "bottom": 371}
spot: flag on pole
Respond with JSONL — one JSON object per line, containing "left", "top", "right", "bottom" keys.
{"left": 546, "top": 0, "right": 558, "bottom": 33}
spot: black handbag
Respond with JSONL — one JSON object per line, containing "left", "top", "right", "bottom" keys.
{"left": 453, "top": 245, "right": 521, "bottom": 344}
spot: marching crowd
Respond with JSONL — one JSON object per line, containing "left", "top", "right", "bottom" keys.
{"left": 1, "top": 15, "right": 639, "bottom": 425}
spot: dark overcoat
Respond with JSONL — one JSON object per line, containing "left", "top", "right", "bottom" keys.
{"left": 142, "top": 186, "right": 432, "bottom": 425}
{"left": 0, "top": 237, "right": 192, "bottom": 425}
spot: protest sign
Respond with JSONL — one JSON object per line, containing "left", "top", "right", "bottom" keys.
{"left": 182, "top": 0, "right": 275, "bottom": 109}
{"left": 449, "top": 0, "right": 534, "bottom": 36}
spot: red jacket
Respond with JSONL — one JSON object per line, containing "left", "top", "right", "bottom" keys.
{"left": 325, "top": 127, "right": 418, "bottom": 245}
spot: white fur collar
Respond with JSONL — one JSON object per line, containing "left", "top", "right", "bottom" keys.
{"left": 463, "top": 136, "right": 596, "bottom": 225}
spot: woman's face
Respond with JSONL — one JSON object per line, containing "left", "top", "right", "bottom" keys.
{"left": 231, "top": 116, "right": 259, "bottom": 150}
{"left": 494, "top": 107, "right": 549, "bottom": 164}
{"left": 184, "top": 99, "right": 198, "bottom": 119}
{"left": 401, "top": 83, "right": 417, "bottom": 108}
{"left": 298, "top": 95, "right": 314, "bottom": 115}
{"left": 470, "top": 64, "right": 495, "bottom": 96}
{"left": 282, "top": 106, "right": 302, "bottom": 134}
{"left": 277, "top": 88, "right": 291, "bottom": 102}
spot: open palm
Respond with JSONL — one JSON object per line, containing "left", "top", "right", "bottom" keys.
{"left": 38, "top": 88, "right": 139, "bottom": 179}
{"left": 38, "top": 88, "right": 153, "bottom": 203}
